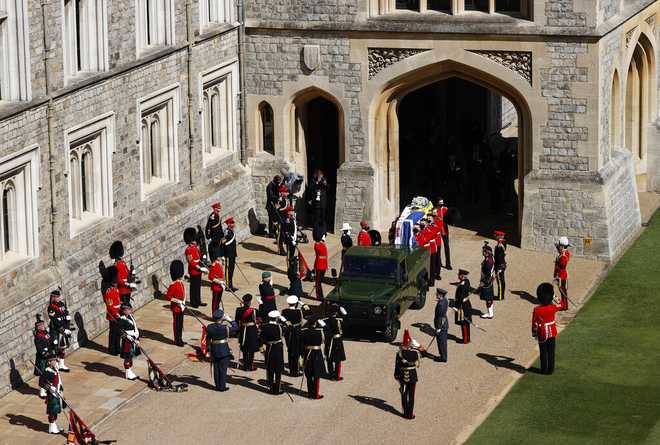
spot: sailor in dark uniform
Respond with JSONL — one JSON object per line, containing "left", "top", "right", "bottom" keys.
{"left": 324, "top": 304, "right": 347, "bottom": 381}
{"left": 433, "top": 288, "right": 449, "bottom": 362}
{"left": 260, "top": 310, "right": 288, "bottom": 394}
{"left": 453, "top": 269, "right": 473, "bottom": 344}
{"left": 206, "top": 309, "right": 238, "bottom": 391}
{"left": 258, "top": 271, "right": 278, "bottom": 321}
{"left": 281, "top": 295, "right": 310, "bottom": 376}
{"left": 235, "top": 294, "right": 259, "bottom": 371}
{"left": 394, "top": 329, "right": 425, "bottom": 420}
{"left": 301, "top": 318, "right": 327, "bottom": 399}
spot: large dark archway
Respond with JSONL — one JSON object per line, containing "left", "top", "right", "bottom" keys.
{"left": 397, "top": 77, "right": 520, "bottom": 240}
{"left": 300, "top": 96, "right": 340, "bottom": 232}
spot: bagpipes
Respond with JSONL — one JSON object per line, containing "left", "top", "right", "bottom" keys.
{"left": 31, "top": 361, "right": 98, "bottom": 445}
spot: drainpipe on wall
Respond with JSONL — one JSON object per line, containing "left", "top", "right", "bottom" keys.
{"left": 185, "top": 0, "right": 195, "bottom": 190}
{"left": 40, "top": 0, "right": 59, "bottom": 269}
{"left": 237, "top": 0, "right": 248, "bottom": 165}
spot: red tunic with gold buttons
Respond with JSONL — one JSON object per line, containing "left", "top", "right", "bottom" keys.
{"left": 532, "top": 296, "right": 568, "bottom": 342}
{"left": 185, "top": 244, "right": 202, "bottom": 277}
{"left": 167, "top": 280, "right": 186, "bottom": 313}
{"left": 115, "top": 260, "right": 131, "bottom": 297}
{"left": 314, "top": 242, "right": 328, "bottom": 271}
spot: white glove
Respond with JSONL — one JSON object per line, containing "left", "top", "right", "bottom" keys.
{"left": 257, "top": 298, "right": 263, "bottom": 305}
{"left": 279, "top": 316, "right": 287, "bottom": 323}
{"left": 339, "top": 307, "right": 347, "bottom": 316}
{"left": 65, "top": 315, "right": 72, "bottom": 321}
{"left": 64, "top": 329, "right": 72, "bottom": 336}
{"left": 221, "top": 282, "right": 227, "bottom": 290}
{"left": 129, "top": 282, "right": 138, "bottom": 290}
{"left": 199, "top": 267, "right": 209, "bottom": 274}
{"left": 53, "top": 339, "right": 58, "bottom": 345}
{"left": 223, "top": 314, "right": 233, "bottom": 322}
{"left": 179, "top": 302, "right": 186, "bottom": 311}
{"left": 436, "top": 329, "right": 442, "bottom": 334}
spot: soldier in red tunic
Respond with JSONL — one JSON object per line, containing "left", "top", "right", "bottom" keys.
{"left": 532, "top": 282, "right": 568, "bottom": 374}
{"left": 357, "top": 220, "right": 372, "bottom": 246}
{"left": 553, "top": 236, "right": 571, "bottom": 299}
{"left": 103, "top": 266, "right": 121, "bottom": 356}
{"left": 313, "top": 229, "right": 329, "bottom": 300}
{"left": 435, "top": 197, "right": 451, "bottom": 270}
{"left": 184, "top": 227, "right": 208, "bottom": 308}
{"left": 110, "top": 241, "right": 136, "bottom": 305}
{"left": 208, "top": 249, "right": 225, "bottom": 313}
{"left": 167, "top": 260, "right": 186, "bottom": 347}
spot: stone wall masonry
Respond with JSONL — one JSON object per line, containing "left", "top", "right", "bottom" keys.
{"left": 245, "top": 32, "right": 364, "bottom": 163}
{"left": 603, "top": 150, "right": 642, "bottom": 258}
{"left": 539, "top": 42, "right": 591, "bottom": 171}
{"left": 246, "top": 0, "right": 359, "bottom": 24}
{"left": 248, "top": 154, "right": 293, "bottom": 227}
{"left": 598, "top": 28, "right": 623, "bottom": 166}
{"left": 336, "top": 162, "right": 374, "bottom": 232}
{"left": 545, "top": 0, "right": 588, "bottom": 28}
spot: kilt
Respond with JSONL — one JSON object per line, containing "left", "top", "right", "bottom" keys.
{"left": 479, "top": 285, "right": 495, "bottom": 302}
{"left": 33, "top": 357, "right": 47, "bottom": 377}
{"left": 46, "top": 394, "right": 62, "bottom": 416}
{"left": 120, "top": 338, "right": 140, "bottom": 360}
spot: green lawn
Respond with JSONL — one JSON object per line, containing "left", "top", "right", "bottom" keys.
{"left": 467, "top": 213, "right": 660, "bottom": 445}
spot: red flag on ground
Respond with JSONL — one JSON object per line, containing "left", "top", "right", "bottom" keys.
{"left": 298, "top": 251, "right": 311, "bottom": 279}
{"left": 200, "top": 325, "right": 208, "bottom": 357}
{"left": 67, "top": 409, "right": 96, "bottom": 444}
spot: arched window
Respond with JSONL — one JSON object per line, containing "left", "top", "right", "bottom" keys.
{"left": 259, "top": 102, "right": 275, "bottom": 155}
{"left": 70, "top": 154, "right": 81, "bottom": 219}
{"left": 625, "top": 45, "right": 646, "bottom": 160}
{"left": 141, "top": 119, "right": 151, "bottom": 184}
{"left": 200, "top": 63, "right": 237, "bottom": 165}
{"left": 210, "top": 90, "right": 220, "bottom": 148}
{"left": 2, "top": 182, "right": 16, "bottom": 254}
{"left": 610, "top": 70, "right": 620, "bottom": 154}
{"left": 150, "top": 117, "right": 161, "bottom": 178}
{"left": 81, "top": 147, "right": 94, "bottom": 213}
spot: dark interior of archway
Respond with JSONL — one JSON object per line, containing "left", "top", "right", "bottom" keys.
{"left": 303, "top": 97, "right": 339, "bottom": 232}
{"left": 398, "top": 77, "right": 520, "bottom": 243}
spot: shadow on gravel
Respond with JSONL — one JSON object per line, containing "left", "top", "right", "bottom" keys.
{"left": 348, "top": 394, "right": 401, "bottom": 417}
{"left": 241, "top": 242, "right": 278, "bottom": 255}
{"left": 511, "top": 290, "right": 537, "bottom": 304}
{"left": 476, "top": 353, "right": 527, "bottom": 374}
{"left": 80, "top": 361, "right": 125, "bottom": 378}
{"left": 244, "top": 261, "right": 288, "bottom": 276}
{"left": 6, "top": 413, "right": 49, "bottom": 433}
{"left": 175, "top": 374, "right": 216, "bottom": 391}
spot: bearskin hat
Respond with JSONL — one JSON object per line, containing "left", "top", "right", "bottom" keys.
{"left": 170, "top": 260, "right": 184, "bottom": 281}
{"left": 183, "top": 227, "right": 197, "bottom": 244}
{"left": 103, "top": 265, "right": 118, "bottom": 284}
{"left": 536, "top": 282, "right": 555, "bottom": 305}
{"left": 242, "top": 293, "right": 253, "bottom": 304}
{"left": 312, "top": 225, "right": 325, "bottom": 243}
{"left": 109, "top": 240, "right": 124, "bottom": 260}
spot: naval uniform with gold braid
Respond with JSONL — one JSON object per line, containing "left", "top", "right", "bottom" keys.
{"left": 394, "top": 349, "right": 421, "bottom": 419}
{"left": 454, "top": 278, "right": 472, "bottom": 344}
{"left": 282, "top": 305, "right": 310, "bottom": 376}
{"left": 301, "top": 325, "right": 326, "bottom": 399}
{"left": 260, "top": 321, "right": 286, "bottom": 394}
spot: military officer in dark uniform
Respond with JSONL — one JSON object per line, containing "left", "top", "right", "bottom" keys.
{"left": 33, "top": 316, "right": 51, "bottom": 399}
{"left": 206, "top": 309, "right": 238, "bottom": 391}
{"left": 258, "top": 271, "right": 278, "bottom": 321}
{"left": 479, "top": 242, "right": 496, "bottom": 319}
{"left": 453, "top": 269, "right": 473, "bottom": 344}
{"left": 265, "top": 176, "right": 282, "bottom": 238}
{"left": 47, "top": 290, "right": 71, "bottom": 372}
{"left": 205, "top": 202, "right": 225, "bottom": 259}
{"left": 260, "top": 310, "right": 288, "bottom": 394}
{"left": 324, "top": 304, "right": 347, "bottom": 381}
{"left": 235, "top": 294, "right": 259, "bottom": 371}
{"left": 494, "top": 230, "right": 507, "bottom": 300}
{"left": 394, "top": 329, "right": 425, "bottom": 420}
{"left": 223, "top": 217, "right": 238, "bottom": 292}
{"left": 301, "top": 318, "right": 327, "bottom": 399}
{"left": 340, "top": 223, "right": 353, "bottom": 263}
{"left": 307, "top": 169, "right": 328, "bottom": 232}
{"left": 281, "top": 295, "right": 310, "bottom": 376}
{"left": 433, "top": 288, "right": 449, "bottom": 362}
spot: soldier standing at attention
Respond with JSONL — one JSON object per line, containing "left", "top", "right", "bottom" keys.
{"left": 394, "top": 329, "right": 425, "bottom": 420}
{"left": 313, "top": 230, "right": 329, "bottom": 300}
{"left": 258, "top": 271, "right": 278, "bottom": 320}
{"left": 47, "top": 290, "right": 71, "bottom": 372}
{"left": 265, "top": 176, "right": 282, "bottom": 238}
{"left": 33, "top": 316, "right": 51, "bottom": 399}
{"left": 235, "top": 294, "right": 259, "bottom": 371}
{"left": 554, "top": 236, "right": 571, "bottom": 299}
{"left": 110, "top": 241, "right": 137, "bottom": 305}
{"left": 103, "top": 266, "right": 122, "bottom": 355}
{"left": 308, "top": 169, "right": 328, "bottom": 233}
{"left": 435, "top": 198, "right": 452, "bottom": 270}
{"left": 205, "top": 202, "right": 224, "bottom": 259}
{"left": 301, "top": 318, "right": 327, "bottom": 400}
{"left": 223, "top": 217, "right": 238, "bottom": 292}
{"left": 275, "top": 185, "right": 290, "bottom": 255}
{"left": 117, "top": 303, "right": 140, "bottom": 381}
{"left": 281, "top": 296, "right": 309, "bottom": 376}
{"left": 433, "top": 288, "right": 449, "bottom": 362}
{"left": 494, "top": 231, "right": 507, "bottom": 301}
{"left": 324, "top": 304, "right": 347, "bottom": 381}
{"left": 206, "top": 309, "right": 237, "bottom": 391}
{"left": 532, "top": 282, "right": 568, "bottom": 374}
{"left": 479, "top": 243, "right": 496, "bottom": 319}
{"left": 454, "top": 269, "right": 472, "bottom": 344}
{"left": 357, "top": 220, "right": 372, "bottom": 246}
{"left": 340, "top": 223, "right": 353, "bottom": 262}
{"left": 167, "top": 260, "right": 186, "bottom": 347}
{"left": 42, "top": 354, "right": 64, "bottom": 434}
{"left": 260, "top": 310, "right": 288, "bottom": 394}
{"left": 184, "top": 227, "right": 209, "bottom": 308}
{"left": 208, "top": 249, "right": 225, "bottom": 313}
